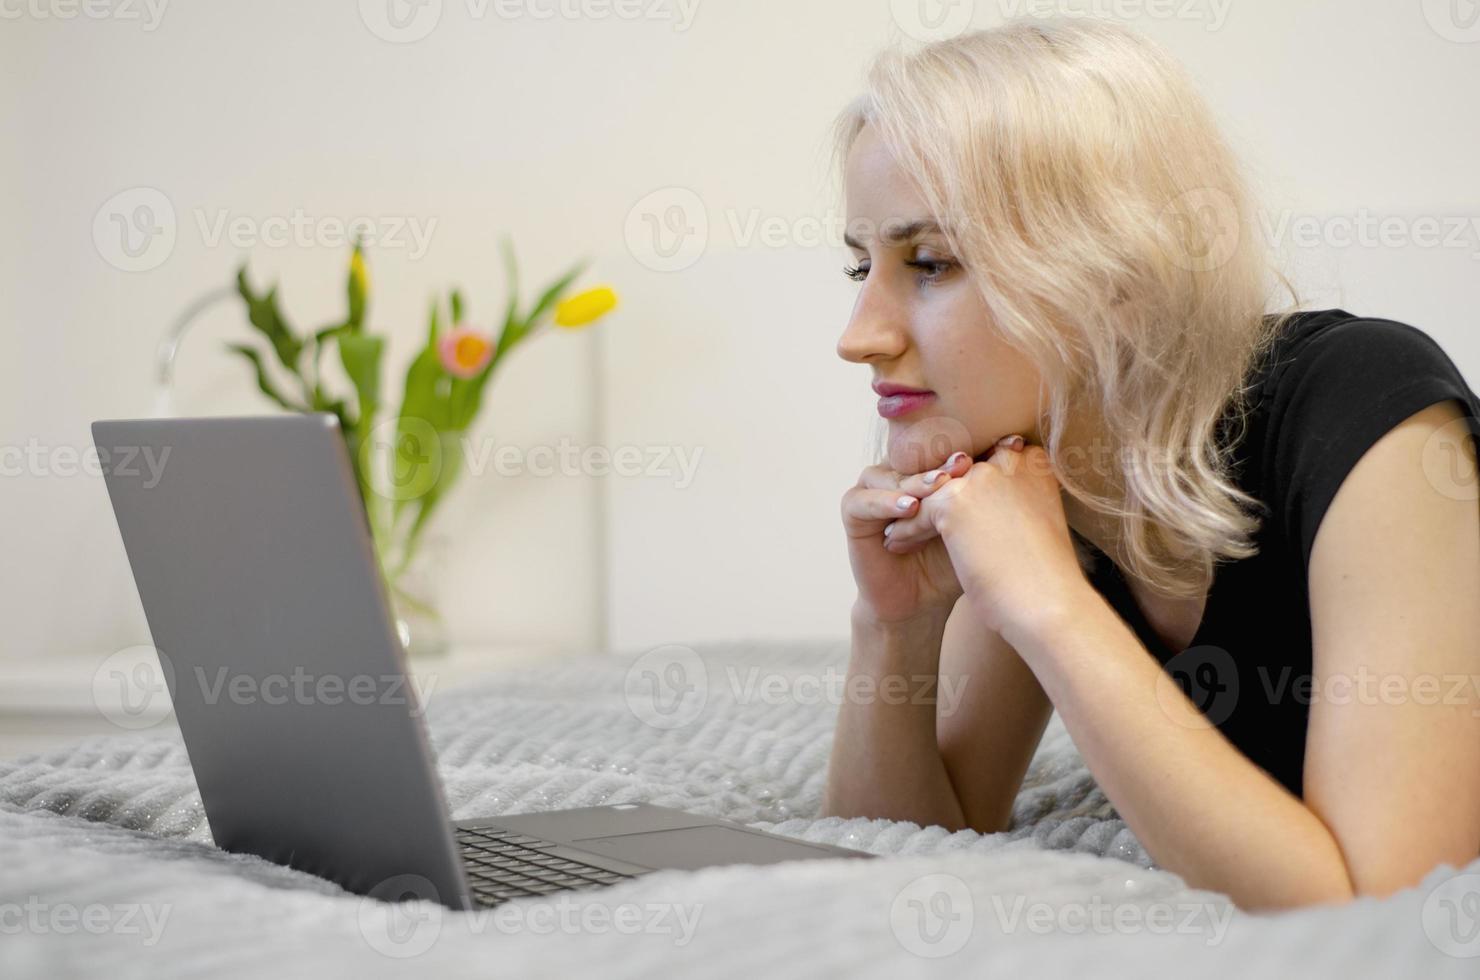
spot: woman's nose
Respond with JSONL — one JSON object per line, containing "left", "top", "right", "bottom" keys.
{"left": 837, "top": 293, "right": 907, "bottom": 364}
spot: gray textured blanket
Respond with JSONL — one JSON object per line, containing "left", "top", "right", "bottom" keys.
{"left": 2, "top": 641, "right": 1475, "bottom": 977}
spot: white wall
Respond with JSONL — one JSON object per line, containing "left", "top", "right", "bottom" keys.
{"left": 3, "top": 0, "right": 1478, "bottom": 663}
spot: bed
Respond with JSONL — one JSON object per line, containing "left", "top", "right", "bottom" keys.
{"left": 2, "top": 640, "right": 1475, "bottom": 977}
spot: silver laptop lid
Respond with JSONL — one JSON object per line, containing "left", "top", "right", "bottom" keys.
{"left": 92, "top": 414, "right": 469, "bottom": 907}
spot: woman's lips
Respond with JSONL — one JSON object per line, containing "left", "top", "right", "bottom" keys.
{"left": 876, "top": 391, "right": 936, "bottom": 419}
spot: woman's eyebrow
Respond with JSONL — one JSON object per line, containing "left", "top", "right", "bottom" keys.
{"left": 843, "top": 218, "right": 943, "bottom": 250}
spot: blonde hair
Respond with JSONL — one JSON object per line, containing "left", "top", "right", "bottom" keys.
{"left": 833, "top": 18, "right": 1301, "bottom": 599}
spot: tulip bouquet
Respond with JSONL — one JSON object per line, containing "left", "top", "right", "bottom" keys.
{"left": 227, "top": 240, "right": 617, "bottom": 652}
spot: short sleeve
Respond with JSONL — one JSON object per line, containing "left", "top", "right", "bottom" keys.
{"left": 1268, "top": 318, "right": 1480, "bottom": 572}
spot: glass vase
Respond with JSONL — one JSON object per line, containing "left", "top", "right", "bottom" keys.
{"left": 382, "top": 529, "right": 451, "bottom": 659}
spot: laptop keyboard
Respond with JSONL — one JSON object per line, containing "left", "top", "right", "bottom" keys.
{"left": 456, "top": 827, "right": 635, "bottom": 907}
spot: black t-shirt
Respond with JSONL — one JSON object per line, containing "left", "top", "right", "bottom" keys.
{"left": 1074, "top": 308, "right": 1480, "bottom": 799}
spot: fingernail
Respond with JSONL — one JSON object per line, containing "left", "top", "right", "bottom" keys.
{"left": 946, "top": 452, "right": 968, "bottom": 467}
{"left": 883, "top": 522, "right": 894, "bottom": 537}
{"left": 895, "top": 495, "right": 915, "bottom": 510}
{"left": 1001, "top": 435, "right": 1025, "bottom": 450}
{"left": 923, "top": 470, "right": 943, "bottom": 485}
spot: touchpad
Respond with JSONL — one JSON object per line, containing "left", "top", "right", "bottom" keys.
{"left": 573, "top": 825, "right": 846, "bottom": 871}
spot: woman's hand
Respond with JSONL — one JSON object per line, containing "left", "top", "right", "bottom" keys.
{"left": 840, "top": 447, "right": 982, "bottom": 627}
{"left": 882, "top": 436, "right": 1092, "bottom": 642}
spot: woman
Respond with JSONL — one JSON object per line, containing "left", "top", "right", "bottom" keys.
{"left": 820, "top": 19, "right": 1480, "bottom": 912}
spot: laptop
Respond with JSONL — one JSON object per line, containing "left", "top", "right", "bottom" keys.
{"left": 92, "top": 414, "right": 870, "bottom": 910}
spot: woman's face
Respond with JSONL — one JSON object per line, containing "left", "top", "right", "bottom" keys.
{"left": 837, "top": 123, "right": 1044, "bottom": 475}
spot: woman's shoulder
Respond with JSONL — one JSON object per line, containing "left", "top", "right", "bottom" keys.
{"left": 1249, "top": 308, "right": 1480, "bottom": 569}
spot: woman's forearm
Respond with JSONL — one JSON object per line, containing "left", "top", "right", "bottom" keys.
{"left": 821, "top": 603, "right": 967, "bottom": 829}
{"left": 1002, "top": 590, "right": 1355, "bottom": 910}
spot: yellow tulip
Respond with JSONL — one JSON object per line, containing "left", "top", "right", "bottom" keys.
{"left": 350, "top": 249, "right": 369, "bottom": 297}
{"left": 553, "top": 286, "right": 618, "bottom": 329}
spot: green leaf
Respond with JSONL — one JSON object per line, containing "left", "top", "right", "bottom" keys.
{"left": 226, "top": 343, "right": 303, "bottom": 411}
{"left": 525, "top": 258, "right": 588, "bottom": 328}
{"left": 427, "top": 297, "right": 442, "bottom": 346}
{"left": 449, "top": 289, "right": 464, "bottom": 326}
{"left": 235, "top": 267, "right": 304, "bottom": 376}
{"left": 338, "top": 332, "right": 385, "bottom": 426}
{"left": 491, "top": 238, "right": 522, "bottom": 366}
{"left": 391, "top": 342, "right": 450, "bottom": 522}
{"left": 400, "top": 443, "right": 462, "bottom": 560}
{"left": 447, "top": 376, "right": 479, "bottom": 431}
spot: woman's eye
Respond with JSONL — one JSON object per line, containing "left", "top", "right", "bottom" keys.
{"left": 842, "top": 263, "right": 868, "bottom": 282}
{"left": 907, "top": 259, "right": 954, "bottom": 283}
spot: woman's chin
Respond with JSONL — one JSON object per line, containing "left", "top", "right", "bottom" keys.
{"left": 885, "top": 415, "right": 975, "bottom": 474}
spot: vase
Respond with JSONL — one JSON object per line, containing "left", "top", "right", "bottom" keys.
{"left": 383, "top": 530, "right": 451, "bottom": 659}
